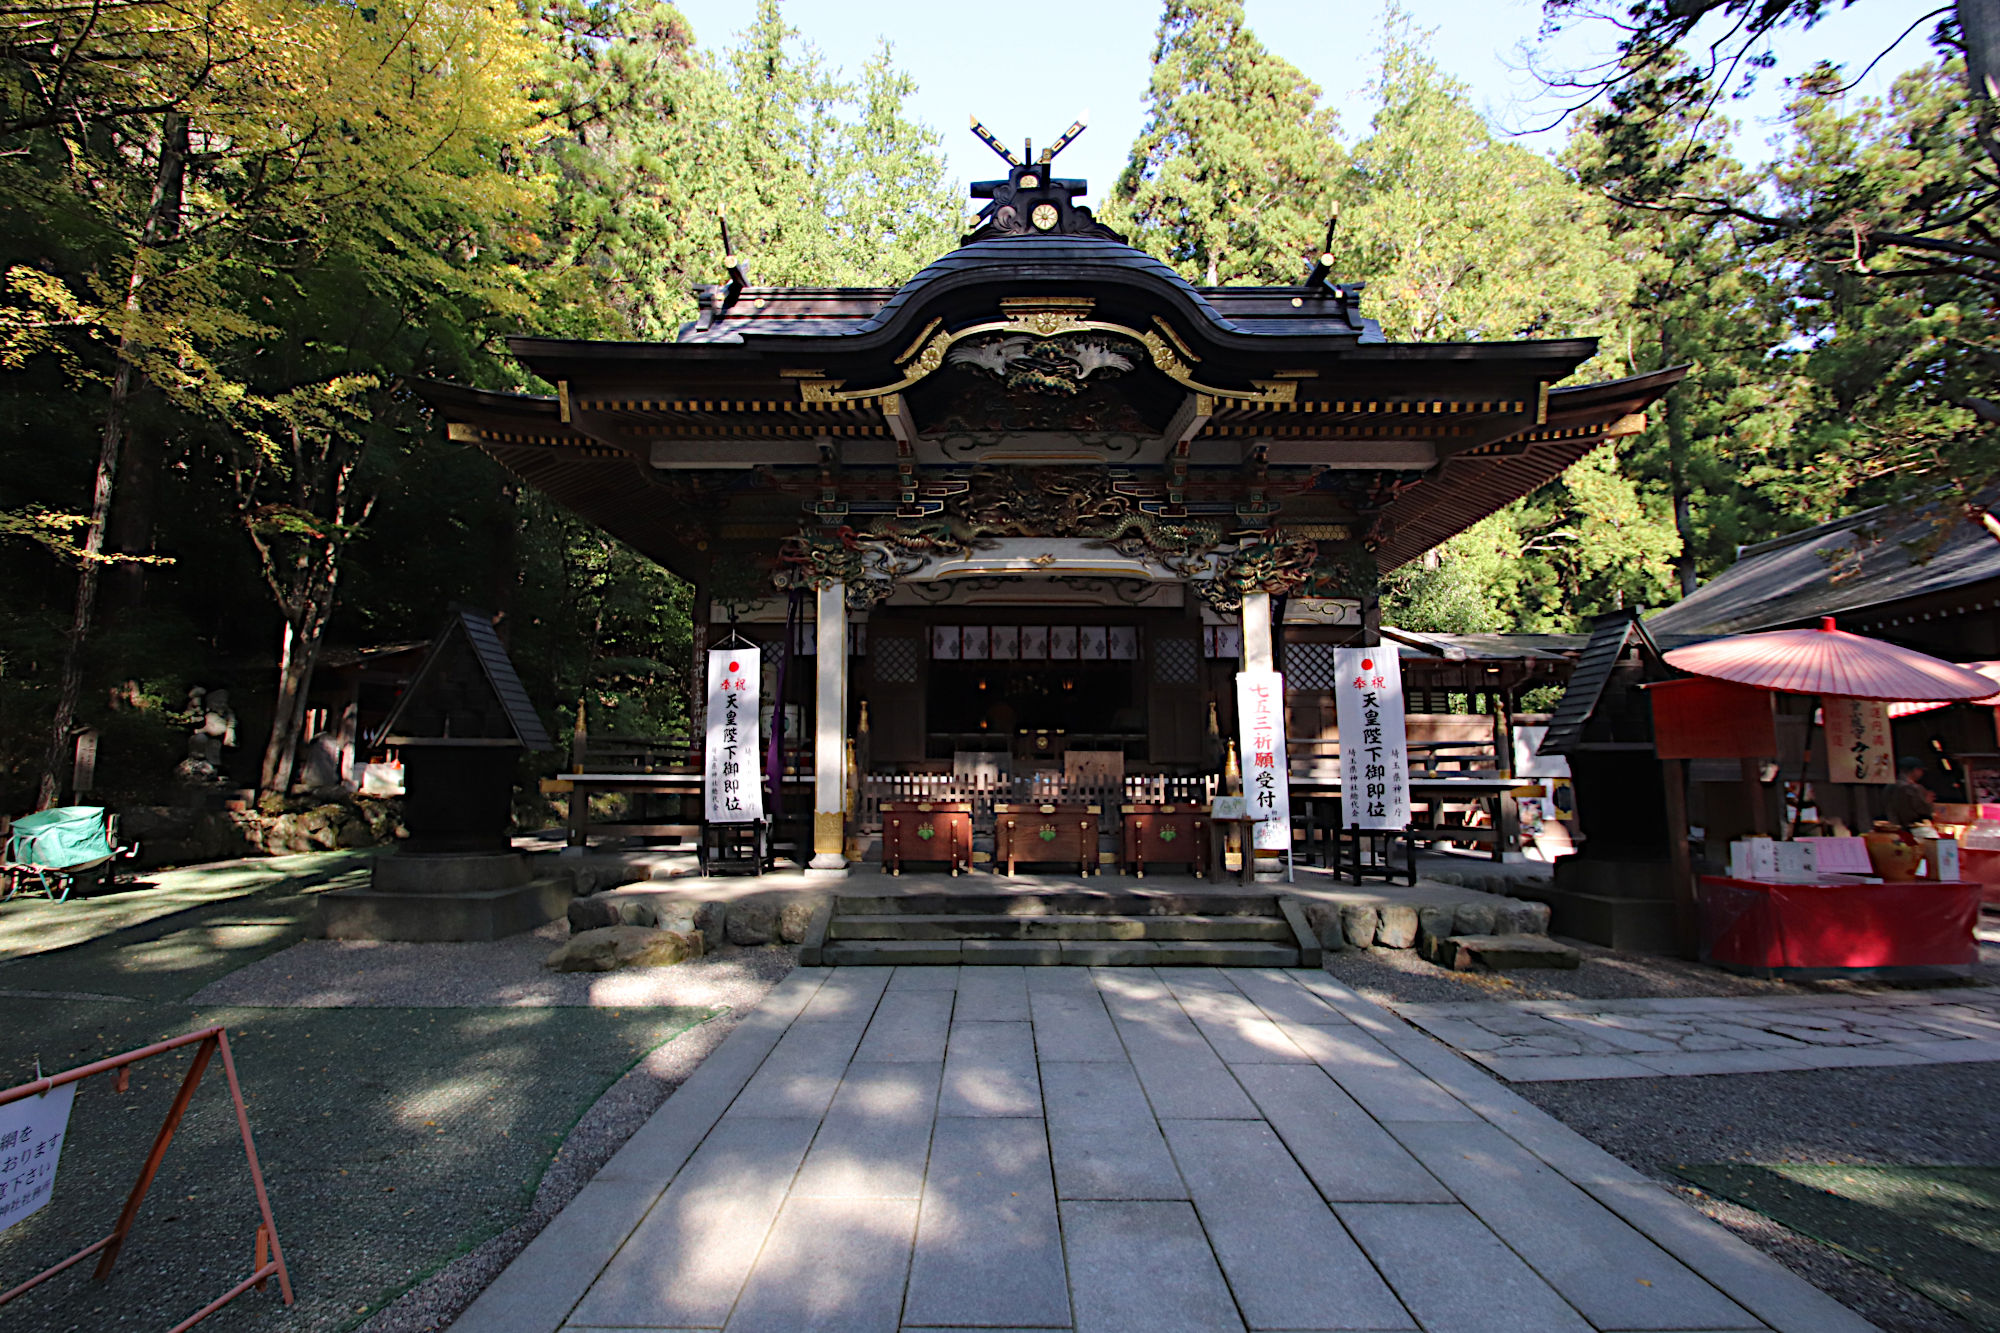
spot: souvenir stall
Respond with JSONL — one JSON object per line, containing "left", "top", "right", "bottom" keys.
{"left": 1655, "top": 619, "right": 1989, "bottom": 974}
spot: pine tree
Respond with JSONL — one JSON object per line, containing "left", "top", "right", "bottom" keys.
{"left": 1108, "top": 0, "right": 1344, "bottom": 286}
{"left": 1565, "top": 59, "right": 1799, "bottom": 595}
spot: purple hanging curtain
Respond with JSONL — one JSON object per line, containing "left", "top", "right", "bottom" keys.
{"left": 764, "top": 589, "right": 805, "bottom": 815}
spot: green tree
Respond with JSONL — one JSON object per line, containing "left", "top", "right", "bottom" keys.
{"left": 1337, "top": 11, "right": 1678, "bottom": 628}
{"left": 1336, "top": 10, "right": 1633, "bottom": 348}
{"left": 1759, "top": 58, "right": 2000, "bottom": 520}
{"left": 1565, "top": 60, "right": 1800, "bottom": 595}
{"left": 1, "top": 0, "right": 551, "bottom": 800}
{"left": 1107, "top": 0, "right": 1345, "bottom": 285}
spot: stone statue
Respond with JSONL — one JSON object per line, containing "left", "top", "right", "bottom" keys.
{"left": 176, "top": 686, "right": 238, "bottom": 784}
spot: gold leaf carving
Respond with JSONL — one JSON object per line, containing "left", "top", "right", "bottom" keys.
{"left": 1141, "top": 329, "right": 1192, "bottom": 381}
{"left": 1007, "top": 309, "right": 1091, "bottom": 337}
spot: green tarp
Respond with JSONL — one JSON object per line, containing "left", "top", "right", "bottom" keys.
{"left": 7, "top": 806, "right": 114, "bottom": 869}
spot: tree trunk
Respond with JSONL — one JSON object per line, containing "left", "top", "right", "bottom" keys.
{"left": 104, "top": 114, "right": 186, "bottom": 620}
{"left": 38, "top": 359, "right": 133, "bottom": 808}
{"left": 1663, "top": 323, "right": 1699, "bottom": 598}
{"left": 35, "top": 113, "right": 190, "bottom": 807}
{"left": 259, "top": 542, "right": 342, "bottom": 795}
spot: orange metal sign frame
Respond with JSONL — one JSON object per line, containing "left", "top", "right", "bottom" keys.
{"left": 0, "top": 1025, "right": 293, "bottom": 1331}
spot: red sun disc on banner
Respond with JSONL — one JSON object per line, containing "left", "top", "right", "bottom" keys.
{"left": 1361, "top": 658, "right": 1373, "bottom": 670}
{"left": 728, "top": 661, "right": 740, "bottom": 672}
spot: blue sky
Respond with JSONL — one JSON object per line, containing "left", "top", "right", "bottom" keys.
{"left": 671, "top": 0, "right": 1941, "bottom": 205}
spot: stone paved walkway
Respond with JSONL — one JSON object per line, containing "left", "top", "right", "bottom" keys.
{"left": 450, "top": 964, "right": 1874, "bottom": 1333}
{"left": 1390, "top": 988, "right": 2000, "bottom": 1083}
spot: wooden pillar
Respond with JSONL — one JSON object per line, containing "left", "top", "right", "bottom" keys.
{"left": 689, "top": 584, "right": 711, "bottom": 766}
{"left": 1663, "top": 757, "right": 1699, "bottom": 958}
{"left": 810, "top": 581, "right": 849, "bottom": 874}
{"left": 1740, "top": 756, "right": 1770, "bottom": 836}
{"left": 566, "top": 697, "right": 587, "bottom": 848}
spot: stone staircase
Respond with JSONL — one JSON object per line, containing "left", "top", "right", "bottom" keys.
{"left": 801, "top": 891, "right": 1322, "bottom": 968}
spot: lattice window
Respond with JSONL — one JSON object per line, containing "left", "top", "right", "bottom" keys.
{"left": 1287, "top": 643, "right": 1340, "bottom": 691}
{"left": 876, "top": 635, "right": 920, "bottom": 684}
{"left": 1153, "top": 636, "right": 1199, "bottom": 685}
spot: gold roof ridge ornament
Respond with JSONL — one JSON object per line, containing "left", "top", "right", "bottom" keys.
{"left": 796, "top": 303, "right": 1293, "bottom": 405}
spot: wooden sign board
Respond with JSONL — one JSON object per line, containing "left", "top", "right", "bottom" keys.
{"left": 1823, "top": 696, "right": 1894, "bottom": 784}
{"left": 1650, "top": 677, "right": 1777, "bottom": 759}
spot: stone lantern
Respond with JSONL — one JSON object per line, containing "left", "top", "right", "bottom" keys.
{"left": 316, "top": 609, "right": 565, "bottom": 941}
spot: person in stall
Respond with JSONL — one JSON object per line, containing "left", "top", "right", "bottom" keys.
{"left": 1885, "top": 755, "right": 1936, "bottom": 830}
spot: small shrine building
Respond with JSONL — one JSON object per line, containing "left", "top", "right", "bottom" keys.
{"left": 423, "top": 137, "right": 1681, "bottom": 873}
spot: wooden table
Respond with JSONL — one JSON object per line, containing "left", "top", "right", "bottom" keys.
{"left": 881, "top": 801, "right": 973, "bottom": 876}
{"left": 1208, "top": 815, "right": 1261, "bottom": 886}
{"left": 994, "top": 802, "right": 1101, "bottom": 877}
{"left": 1120, "top": 803, "right": 1211, "bottom": 878}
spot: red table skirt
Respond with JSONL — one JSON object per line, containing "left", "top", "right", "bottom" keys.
{"left": 1698, "top": 876, "right": 1981, "bottom": 972}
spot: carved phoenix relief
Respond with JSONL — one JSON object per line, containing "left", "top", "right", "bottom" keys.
{"left": 945, "top": 332, "right": 1138, "bottom": 397}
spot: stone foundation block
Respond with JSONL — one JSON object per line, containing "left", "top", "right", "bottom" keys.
{"left": 545, "top": 925, "right": 704, "bottom": 972}
{"left": 1341, "top": 904, "right": 1380, "bottom": 949}
{"left": 1376, "top": 905, "right": 1419, "bottom": 949}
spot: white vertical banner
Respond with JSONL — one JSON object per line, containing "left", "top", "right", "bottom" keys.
{"left": 1335, "top": 647, "right": 1410, "bottom": 829}
{"left": 1234, "top": 670, "right": 1292, "bottom": 851}
{"left": 705, "top": 647, "right": 764, "bottom": 823}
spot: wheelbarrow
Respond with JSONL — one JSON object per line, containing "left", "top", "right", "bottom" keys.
{"left": 2, "top": 806, "right": 130, "bottom": 902}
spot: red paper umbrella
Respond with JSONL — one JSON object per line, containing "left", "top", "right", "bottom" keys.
{"left": 1662, "top": 618, "right": 1997, "bottom": 702}
{"left": 1889, "top": 661, "right": 2000, "bottom": 718}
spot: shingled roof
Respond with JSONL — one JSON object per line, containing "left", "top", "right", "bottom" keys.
{"left": 1647, "top": 497, "right": 2000, "bottom": 642}
{"left": 1538, "top": 609, "right": 1662, "bottom": 756}
{"left": 374, "top": 609, "right": 552, "bottom": 751}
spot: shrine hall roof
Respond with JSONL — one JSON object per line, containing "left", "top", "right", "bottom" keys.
{"left": 666, "top": 237, "right": 1382, "bottom": 346}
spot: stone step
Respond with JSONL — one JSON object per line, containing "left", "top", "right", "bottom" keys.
{"left": 820, "top": 939, "right": 1301, "bottom": 968}
{"left": 834, "top": 892, "right": 1283, "bottom": 918}
{"left": 828, "top": 913, "right": 1296, "bottom": 943}
{"left": 1441, "top": 933, "right": 1582, "bottom": 971}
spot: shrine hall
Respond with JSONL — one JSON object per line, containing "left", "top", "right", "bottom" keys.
{"left": 421, "top": 130, "right": 1681, "bottom": 876}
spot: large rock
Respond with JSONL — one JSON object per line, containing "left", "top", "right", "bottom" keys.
{"left": 570, "top": 891, "right": 699, "bottom": 936}
{"left": 779, "top": 897, "right": 820, "bottom": 944}
{"left": 1444, "top": 933, "right": 1580, "bottom": 971}
{"left": 1452, "top": 901, "right": 1497, "bottom": 937}
{"left": 1341, "top": 904, "right": 1380, "bottom": 949}
{"left": 726, "top": 899, "right": 780, "bottom": 946}
{"left": 1376, "top": 905, "right": 1419, "bottom": 949}
{"left": 568, "top": 895, "right": 618, "bottom": 932}
{"left": 545, "top": 926, "right": 703, "bottom": 973}
{"left": 695, "top": 900, "right": 727, "bottom": 944}
{"left": 1496, "top": 899, "right": 1552, "bottom": 935}
{"left": 1301, "top": 902, "right": 1346, "bottom": 950}
{"left": 1416, "top": 905, "right": 1455, "bottom": 950}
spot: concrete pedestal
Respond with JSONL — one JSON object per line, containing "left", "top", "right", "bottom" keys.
{"left": 1520, "top": 855, "right": 1679, "bottom": 954}
{"left": 316, "top": 850, "right": 569, "bottom": 942}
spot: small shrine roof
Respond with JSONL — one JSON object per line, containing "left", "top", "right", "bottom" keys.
{"left": 1646, "top": 495, "right": 2000, "bottom": 641}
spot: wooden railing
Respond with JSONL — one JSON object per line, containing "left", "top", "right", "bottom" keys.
{"left": 856, "top": 772, "right": 1217, "bottom": 832}
{"left": 1286, "top": 739, "right": 1501, "bottom": 777}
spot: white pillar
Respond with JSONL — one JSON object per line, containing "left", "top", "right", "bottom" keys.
{"left": 810, "top": 581, "right": 849, "bottom": 874}
{"left": 1241, "top": 591, "right": 1274, "bottom": 673}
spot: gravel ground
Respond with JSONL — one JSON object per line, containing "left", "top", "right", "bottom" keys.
{"left": 190, "top": 920, "right": 789, "bottom": 1010}
{"left": 1521, "top": 1062, "right": 2000, "bottom": 1333}
{"left": 356, "top": 944, "right": 795, "bottom": 1333}
{"left": 1326, "top": 929, "right": 2000, "bottom": 1007}
{"left": 1321, "top": 923, "right": 2000, "bottom": 1333}
{"left": 0, "top": 869, "right": 796, "bottom": 1333}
